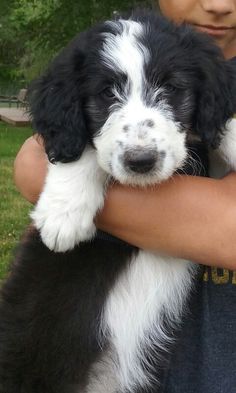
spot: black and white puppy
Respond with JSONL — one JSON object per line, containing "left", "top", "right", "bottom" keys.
{"left": 0, "top": 10, "right": 236, "bottom": 393}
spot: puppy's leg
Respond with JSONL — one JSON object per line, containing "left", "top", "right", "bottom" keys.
{"left": 209, "top": 118, "right": 236, "bottom": 178}
{"left": 86, "top": 348, "right": 120, "bottom": 393}
{"left": 216, "top": 118, "right": 236, "bottom": 170}
{"left": 31, "top": 147, "right": 107, "bottom": 252}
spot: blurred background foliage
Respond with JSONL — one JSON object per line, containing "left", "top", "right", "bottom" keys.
{"left": 0, "top": 0, "right": 155, "bottom": 93}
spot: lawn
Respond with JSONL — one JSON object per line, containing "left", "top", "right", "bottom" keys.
{"left": 0, "top": 122, "right": 32, "bottom": 279}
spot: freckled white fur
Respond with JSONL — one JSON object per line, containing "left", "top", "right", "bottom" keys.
{"left": 94, "top": 98, "right": 187, "bottom": 186}
{"left": 31, "top": 147, "right": 107, "bottom": 252}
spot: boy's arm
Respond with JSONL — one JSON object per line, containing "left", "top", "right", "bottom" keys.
{"left": 14, "top": 136, "right": 48, "bottom": 204}
{"left": 14, "top": 137, "right": 236, "bottom": 269}
{"left": 97, "top": 174, "right": 236, "bottom": 270}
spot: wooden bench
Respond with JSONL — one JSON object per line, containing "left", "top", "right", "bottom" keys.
{"left": 0, "top": 89, "right": 28, "bottom": 108}
{"left": 0, "top": 108, "right": 31, "bottom": 126}
{"left": 9, "top": 89, "right": 28, "bottom": 108}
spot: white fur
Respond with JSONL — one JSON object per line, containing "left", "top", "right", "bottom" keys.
{"left": 31, "top": 147, "right": 107, "bottom": 252}
{"left": 102, "top": 20, "right": 150, "bottom": 86}
{"left": 96, "top": 20, "right": 187, "bottom": 186}
{"left": 86, "top": 349, "right": 119, "bottom": 393}
{"left": 99, "top": 252, "right": 197, "bottom": 392}
{"left": 210, "top": 118, "right": 236, "bottom": 178}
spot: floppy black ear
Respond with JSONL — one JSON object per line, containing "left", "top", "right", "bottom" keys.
{"left": 29, "top": 33, "right": 89, "bottom": 163}
{"left": 192, "top": 40, "right": 236, "bottom": 149}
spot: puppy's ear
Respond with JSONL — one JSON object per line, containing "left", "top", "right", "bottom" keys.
{"left": 29, "top": 32, "right": 89, "bottom": 163}
{"left": 192, "top": 41, "right": 236, "bottom": 148}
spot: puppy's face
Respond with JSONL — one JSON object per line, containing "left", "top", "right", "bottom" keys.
{"left": 31, "top": 12, "right": 235, "bottom": 177}
{"left": 89, "top": 20, "right": 189, "bottom": 186}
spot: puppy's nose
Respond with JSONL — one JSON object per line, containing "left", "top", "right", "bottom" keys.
{"left": 124, "top": 149, "right": 157, "bottom": 174}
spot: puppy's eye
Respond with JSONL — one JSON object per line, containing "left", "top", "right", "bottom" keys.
{"left": 100, "top": 87, "right": 115, "bottom": 99}
{"left": 165, "top": 84, "right": 178, "bottom": 93}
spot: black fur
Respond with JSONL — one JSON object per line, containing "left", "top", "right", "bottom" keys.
{"left": 135, "top": 12, "right": 236, "bottom": 148}
{"left": 0, "top": 10, "right": 235, "bottom": 393}
{"left": 0, "top": 229, "right": 136, "bottom": 392}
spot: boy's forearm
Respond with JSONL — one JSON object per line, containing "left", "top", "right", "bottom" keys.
{"left": 14, "top": 137, "right": 236, "bottom": 269}
{"left": 14, "top": 136, "right": 48, "bottom": 204}
{"left": 96, "top": 174, "right": 236, "bottom": 270}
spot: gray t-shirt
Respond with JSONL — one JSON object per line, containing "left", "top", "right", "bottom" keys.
{"left": 162, "top": 266, "right": 236, "bottom": 393}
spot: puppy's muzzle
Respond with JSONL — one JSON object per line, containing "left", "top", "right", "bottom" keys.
{"left": 123, "top": 148, "right": 157, "bottom": 174}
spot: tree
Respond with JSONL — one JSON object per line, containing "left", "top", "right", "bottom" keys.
{"left": 0, "top": 0, "right": 24, "bottom": 85}
{"left": 0, "top": 0, "right": 152, "bottom": 87}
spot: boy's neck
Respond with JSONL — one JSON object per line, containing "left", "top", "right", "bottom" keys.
{"left": 224, "top": 45, "right": 236, "bottom": 59}
{"left": 212, "top": 36, "right": 236, "bottom": 59}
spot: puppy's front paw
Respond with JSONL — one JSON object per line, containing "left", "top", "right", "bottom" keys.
{"left": 31, "top": 204, "right": 96, "bottom": 252}
{"left": 31, "top": 149, "right": 107, "bottom": 252}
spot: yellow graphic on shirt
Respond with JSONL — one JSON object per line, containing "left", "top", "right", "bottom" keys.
{"left": 203, "top": 267, "right": 236, "bottom": 284}
{"left": 233, "top": 270, "right": 236, "bottom": 284}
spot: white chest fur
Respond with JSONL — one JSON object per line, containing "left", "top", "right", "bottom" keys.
{"left": 95, "top": 251, "right": 198, "bottom": 392}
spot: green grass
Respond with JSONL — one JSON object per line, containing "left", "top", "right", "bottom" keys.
{"left": 0, "top": 122, "right": 32, "bottom": 278}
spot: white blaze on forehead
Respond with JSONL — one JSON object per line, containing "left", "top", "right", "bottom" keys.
{"left": 102, "top": 20, "right": 150, "bottom": 93}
